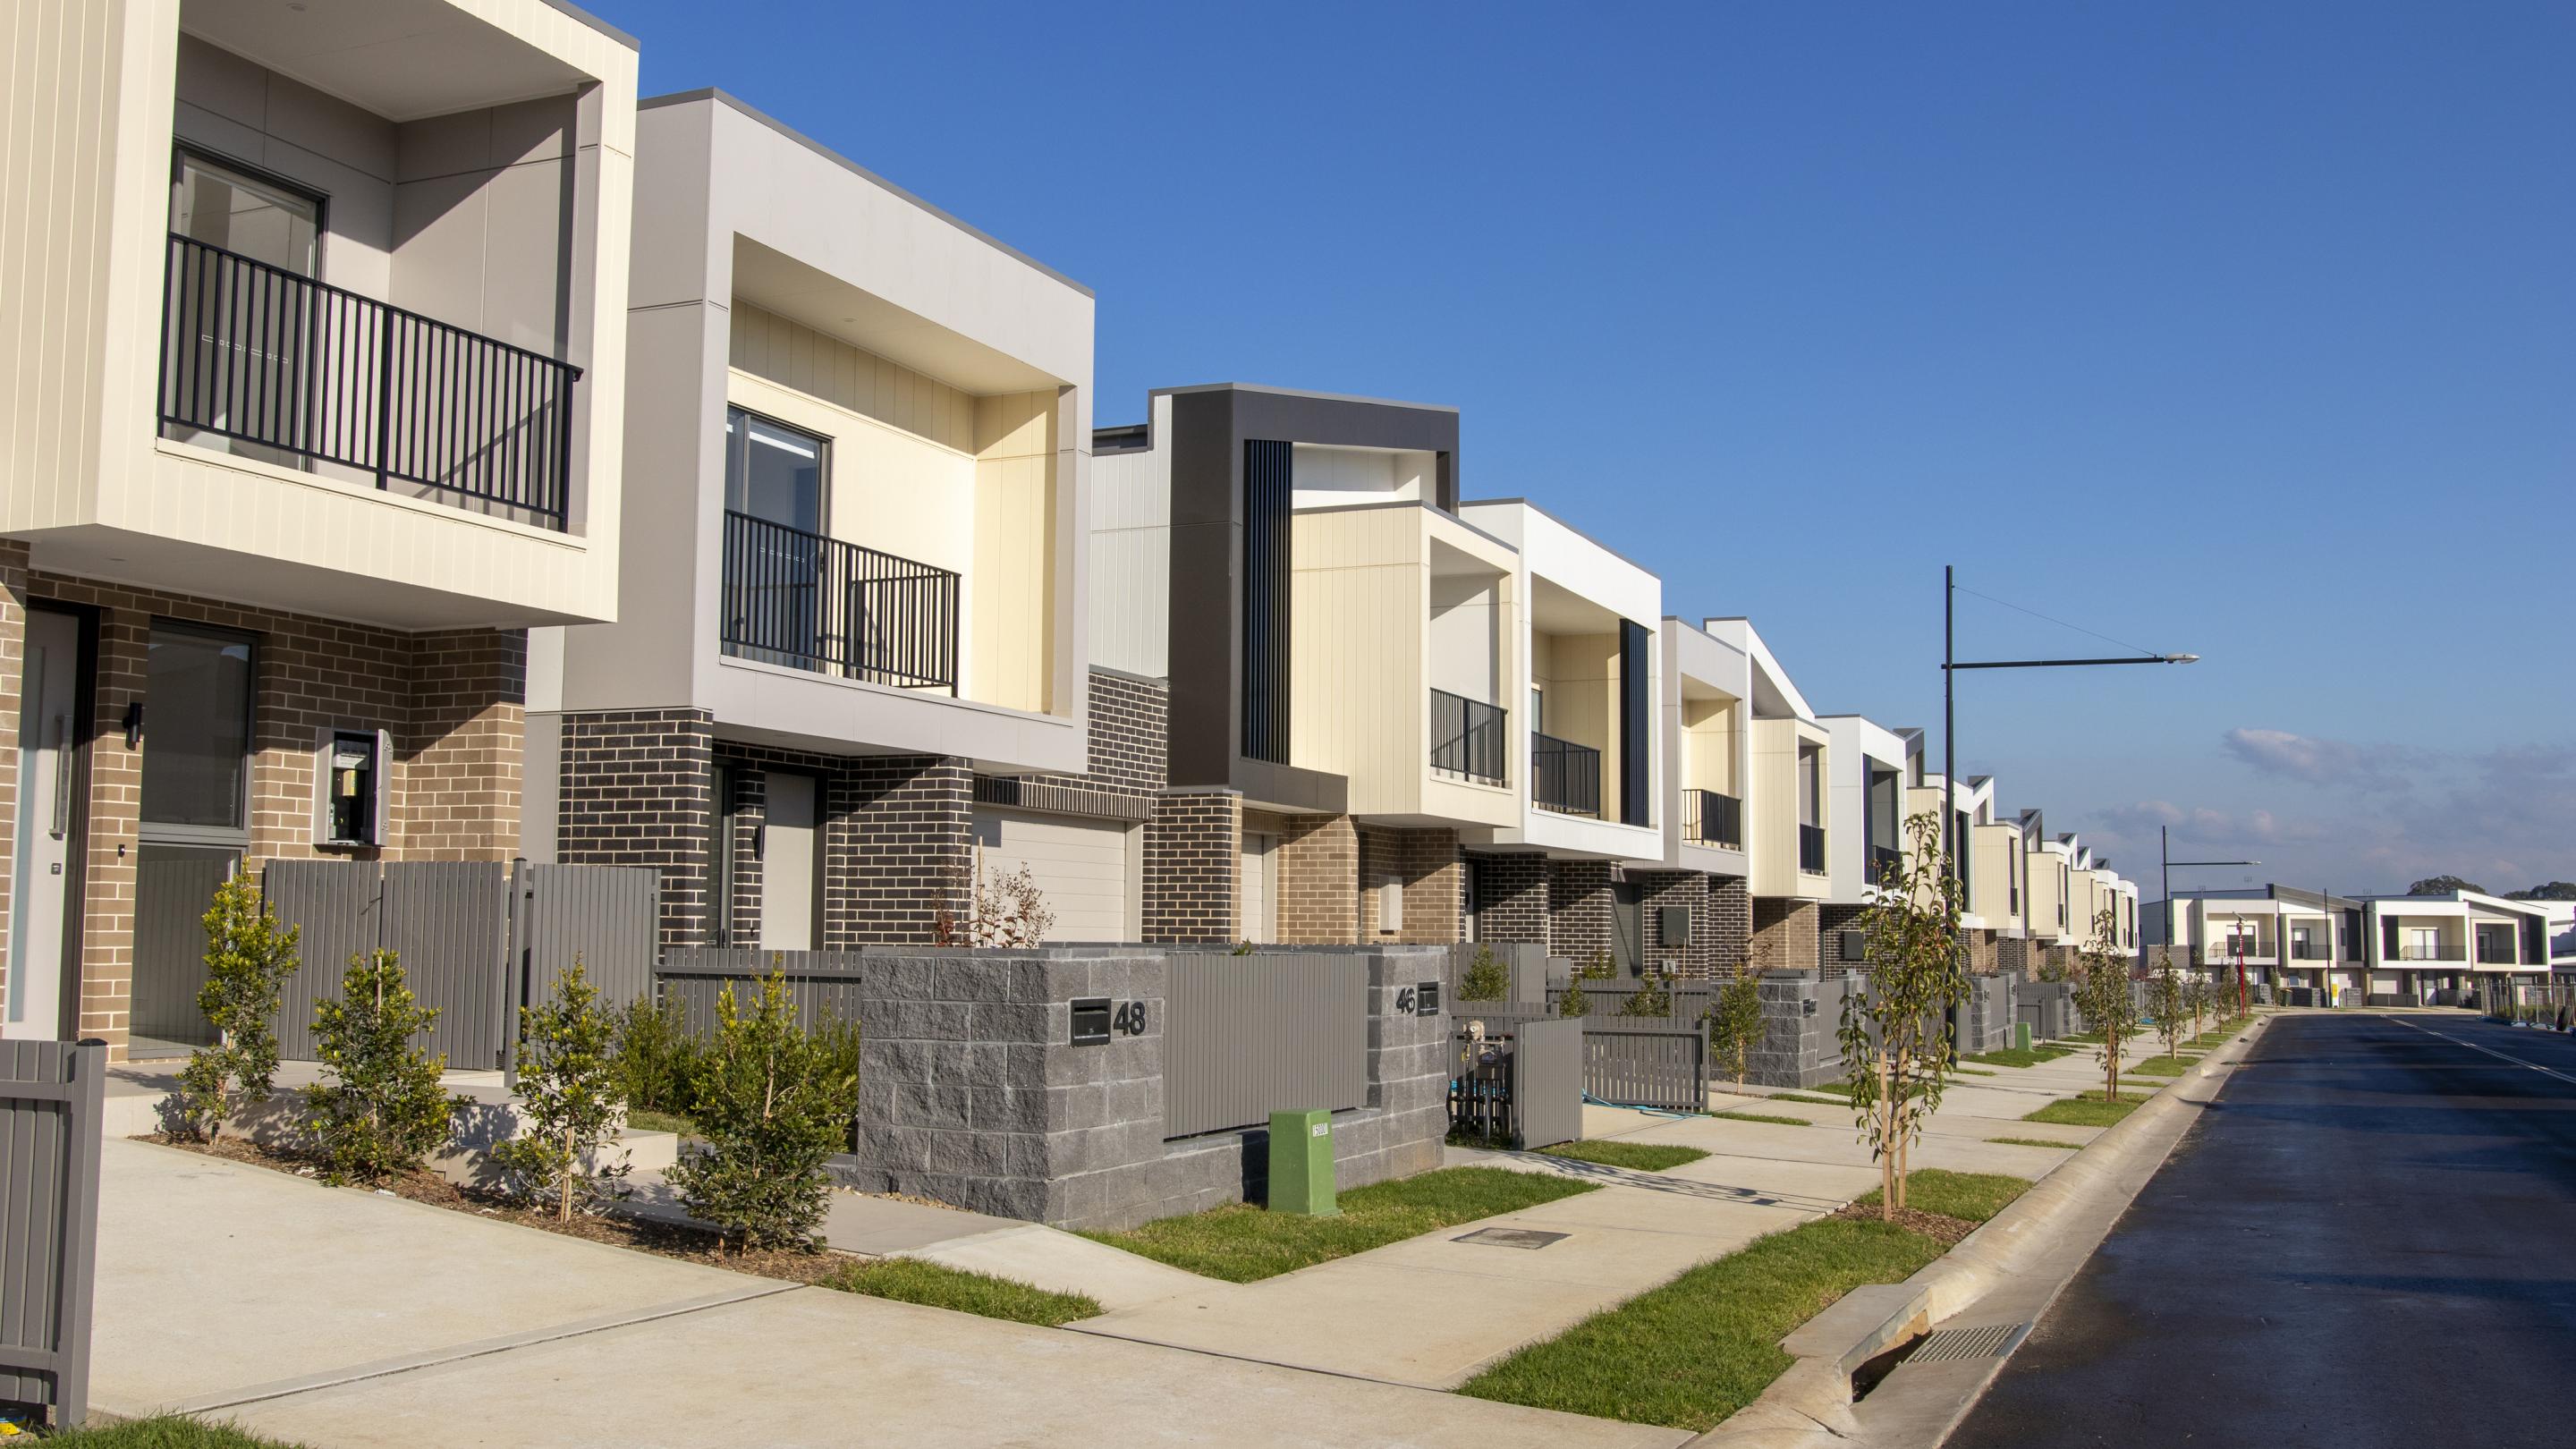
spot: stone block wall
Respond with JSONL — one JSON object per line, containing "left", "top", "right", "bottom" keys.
{"left": 1748, "top": 969, "right": 1853, "bottom": 1088}
{"left": 827, "top": 945, "right": 1449, "bottom": 1229}
{"left": 1960, "top": 972, "right": 2014, "bottom": 1055}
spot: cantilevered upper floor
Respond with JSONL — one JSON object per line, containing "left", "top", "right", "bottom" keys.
{"left": 2, "top": 0, "right": 639, "bottom": 628}
{"left": 1699, "top": 618, "right": 1832, "bottom": 899}
{"left": 1462, "top": 501, "right": 1664, "bottom": 862}
{"left": 1660, "top": 619, "right": 1752, "bottom": 877}
{"left": 1821, "top": 713, "right": 1911, "bottom": 904}
{"left": 1090, "top": 385, "right": 1515, "bottom": 826}
{"left": 547, "top": 89, "right": 1095, "bottom": 775}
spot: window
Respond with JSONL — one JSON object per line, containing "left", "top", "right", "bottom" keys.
{"left": 1529, "top": 685, "right": 1545, "bottom": 736}
{"left": 171, "top": 150, "right": 319, "bottom": 274}
{"left": 724, "top": 407, "right": 826, "bottom": 532}
{"left": 2407, "top": 928, "right": 2442, "bottom": 962}
{"left": 140, "top": 624, "right": 255, "bottom": 840}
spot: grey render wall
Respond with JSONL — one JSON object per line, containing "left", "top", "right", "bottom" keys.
{"left": 1750, "top": 970, "right": 1854, "bottom": 1088}
{"left": 667, "top": 945, "right": 1447, "bottom": 1231}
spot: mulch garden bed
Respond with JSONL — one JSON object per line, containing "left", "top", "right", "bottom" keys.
{"left": 1828, "top": 1201, "right": 1979, "bottom": 1247}
{"left": 146, "top": 1132, "right": 851, "bottom": 1286}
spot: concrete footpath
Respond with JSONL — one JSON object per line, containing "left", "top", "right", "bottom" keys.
{"left": 91, "top": 1138, "right": 1679, "bottom": 1449}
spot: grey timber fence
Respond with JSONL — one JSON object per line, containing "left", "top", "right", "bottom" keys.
{"left": 0, "top": 1040, "right": 104, "bottom": 1429}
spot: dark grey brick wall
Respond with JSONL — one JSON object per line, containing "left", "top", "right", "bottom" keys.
{"left": 556, "top": 708, "right": 715, "bottom": 946}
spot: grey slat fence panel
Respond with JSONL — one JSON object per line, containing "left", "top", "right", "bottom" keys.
{"left": 1165, "top": 951, "right": 1365, "bottom": 1140}
{"left": 267, "top": 860, "right": 385, "bottom": 1062}
{"left": 0, "top": 1040, "right": 104, "bottom": 1428}
{"left": 1510, "top": 1018, "right": 1584, "bottom": 1148}
{"left": 131, "top": 852, "right": 234, "bottom": 1047}
{"left": 519, "top": 865, "right": 660, "bottom": 1010}
{"left": 379, "top": 861, "right": 512, "bottom": 1070}
{"left": 1580, "top": 1027, "right": 1707, "bottom": 1112}
{"left": 657, "top": 949, "right": 874, "bottom": 1034}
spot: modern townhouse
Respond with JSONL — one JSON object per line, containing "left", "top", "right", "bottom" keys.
{"left": 1902, "top": 770, "right": 2010, "bottom": 972}
{"left": 2022, "top": 819, "right": 2079, "bottom": 969}
{"left": 1813, "top": 713, "right": 1911, "bottom": 969}
{"left": 525, "top": 89, "right": 1106, "bottom": 949}
{"left": 1452, "top": 501, "right": 1665, "bottom": 968}
{"left": 1638, "top": 617, "right": 1757, "bottom": 978}
{"left": 2155, "top": 886, "right": 2359, "bottom": 996}
{"left": 1088, "top": 384, "right": 1506, "bottom": 945}
{"left": 2352, "top": 888, "right": 2551, "bottom": 1004}
{"left": 2, "top": 0, "right": 636, "bottom": 1058}
{"left": 1688, "top": 620, "right": 1835, "bottom": 974}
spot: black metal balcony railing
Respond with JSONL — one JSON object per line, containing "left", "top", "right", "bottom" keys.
{"left": 1531, "top": 733, "right": 1601, "bottom": 817}
{"left": 1684, "top": 789, "right": 1742, "bottom": 849}
{"left": 1428, "top": 689, "right": 1507, "bottom": 785}
{"left": 159, "top": 235, "right": 579, "bottom": 528}
{"left": 2224, "top": 939, "right": 2270, "bottom": 959}
{"left": 2399, "top": 945, "right": 2452, "bottom": 962}
{"left": 1869, "top": 844, "right": 1902, "bottom": 886}
{"left": 1799, "top": 823, "right": 1827, "bottom": 875}
{"left": 2290, "top": 942, "right": 2329, "bottom": 961}
{"left": 2476, "top": 942, "right": 2518, "bottom": 965}
{"left": 722, "top": 511, "right": 959, "bottom": 691}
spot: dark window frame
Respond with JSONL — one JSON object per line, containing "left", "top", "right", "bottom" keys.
{"left": 723, "top": 403, "right": 833, "bottom": 533}
{"left": 137, "top": 618, "right": 258, "bottom": 850}
{"left": 169, "top": 144, "right": 329, "bottom": 271}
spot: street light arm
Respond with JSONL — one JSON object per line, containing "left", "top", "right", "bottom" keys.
{"left": 1948, "top": 655, "right": 2199, "bottom": 670}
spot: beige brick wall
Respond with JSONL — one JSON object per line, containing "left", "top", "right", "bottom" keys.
{"left": 1357, "top": 826, "right": 1462, "bottom": 945}
{"left": 1272, "top": 811, "right": 1357, "bottom": 944}
{"left": 1752, "top": 898, "right": 1820, "bottom": 974}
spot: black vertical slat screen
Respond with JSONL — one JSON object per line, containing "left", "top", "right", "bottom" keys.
{"left": 1618, "top": 618, "right": 1649, "bottom": 826}
{"left": 1241, "top": 438, "right": 1293, "bottom": 764}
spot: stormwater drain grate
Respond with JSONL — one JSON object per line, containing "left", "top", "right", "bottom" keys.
{"left": 1454, "top": 1228, "right": 1571, "bottom": 1250}
{"left": 1908, "top": 1322, "right": 2032, "bottom": 1363}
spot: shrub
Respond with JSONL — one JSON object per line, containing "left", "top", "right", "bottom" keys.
{"left": 174, "top": 875, "right": 301, "bottom": 1142}
{"left": 666, "top": 969, "right": 862, "bottom": 1251}
{"left": 1460, "top": 945, "right": 1512, "bottom": 1001}
{"left": 612, "top": 995, "right": 703, "bottom": 1120}
{"left": 301, "top": 950, "right": 460, "bottom": 1185}
{"left": 1560, "top": 974, "right": 1590, "bottom": 1019}
{"left": 1620, "top": 970, "right": 1674, "bottom": 1018}
{"left": 1707, "top": 970, "right": 1765, "bottom": 1086}
{"left": 493, "top": 957, "right": 630, "bottom": 1220}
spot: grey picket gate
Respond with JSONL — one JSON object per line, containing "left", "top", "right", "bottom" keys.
{"left": 1581, "top": 1026, "right": 1707, "bottom": 1112}
{"left": 1165, "top": 951, "right": 1366, "bottom": 1139}
{"left": 1, "top": 1040, "right": 104, "bottom": 1428}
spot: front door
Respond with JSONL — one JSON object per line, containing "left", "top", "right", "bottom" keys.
{"left": 1611, "top": 878, "right": 1642, "bottom": 977}
{"left": 6, "top": 611, "right": 81, "bottom": 1039}
{"left": 760, "top": 772, "right": 818, "bottom": 952}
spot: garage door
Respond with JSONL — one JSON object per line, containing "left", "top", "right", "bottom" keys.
{"left": 972, "top": 809, "right": 1133, "bottom": 943}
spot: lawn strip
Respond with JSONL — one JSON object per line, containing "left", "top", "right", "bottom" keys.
{"left": 821, "top": 1257, "right": 1099, "bottom": 1326}
{"left": 1538, "top": 1140, "right": 1712, "bottom": 1172}
{"left": 1078, "top": 1166, "right": 1598, "bottom": 1283}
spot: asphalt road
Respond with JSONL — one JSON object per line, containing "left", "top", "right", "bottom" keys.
{"left": 1950, "top": 1012, "right": 2576, "bottom": 1449}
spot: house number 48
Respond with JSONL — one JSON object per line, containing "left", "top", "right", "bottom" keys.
{"left": 1112, "top": 1001, "right": 1148, "bottom": 1035}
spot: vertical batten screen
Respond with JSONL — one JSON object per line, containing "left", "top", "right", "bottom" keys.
{"left": 0, "top": 1041, "right": 104, "bottom": 1428}
{"left": 1618, "top": 619, "right": 1650, "bottom": 826}
{"left": 1241, "top": 439, "right": 1293, "bottom": 764}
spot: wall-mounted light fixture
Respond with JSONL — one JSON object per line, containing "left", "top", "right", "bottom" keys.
{"left": 123, "top": 700, "right": 143, "bottom": 749}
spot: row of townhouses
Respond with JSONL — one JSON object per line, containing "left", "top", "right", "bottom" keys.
{"left": 0, "top": 0, "right": 2141, "bottom": 1063}
{"left": 2154, "top": 885, "right": 2576, "bottom": 1006}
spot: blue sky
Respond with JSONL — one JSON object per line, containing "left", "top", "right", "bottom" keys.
{"left": 602, "top": 1, "right": 2576, "bottom": 895}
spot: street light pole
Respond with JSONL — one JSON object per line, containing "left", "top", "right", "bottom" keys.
{"left": 1938, "top": 566, "right": 2199, "bottom": 915}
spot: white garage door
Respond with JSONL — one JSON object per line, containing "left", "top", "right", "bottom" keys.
{"left": 972, "top": 809, "right": 1132, "bottom": 943}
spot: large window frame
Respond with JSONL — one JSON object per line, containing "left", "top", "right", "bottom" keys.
{"left": 137, "top": 620, "right": 258, "bottom": 852}
{"left": 723, "top": 404, "right": 831, "bottom": 533}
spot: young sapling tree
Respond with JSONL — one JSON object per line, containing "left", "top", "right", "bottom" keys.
{"left": 494, "top": 956, "right": 631, "bottom": 1220}
{"left": 302, "top": 949, "right": 460, "bottom": 1184}
{"left": 1837, "top": 809, "right": 1969, "bottom": 1218}
{"left": 174, "top": 875, "right": 301, "bottom": 1142}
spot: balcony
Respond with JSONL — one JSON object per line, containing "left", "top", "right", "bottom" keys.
{"left": 159, "top": 236, "right": 580, "bottom": 529}
{"left": 2220, "top": 940, "right": 2272, "bottom": 961}
{"left": 1429, "top": 689, "right": 1508, "bottom": 785}
{"left": 721, "top": 511, "right": 959, "bottom": 691}
{"left": 1869, "top": 843, "right": 1902, "bottom": 886}
{"left": 1799, "top": 823, "right": 1827, "bottom": 875}
{"left": 1531, "top": 733, "right": 1601, "bottom": 817}
{"left": 1684, "top": 789, "right": 1742, "bottom": 849}
{"left": 2290, "top": 942, "right": 2330, "bottom": 961}
{"left": 2476, "top": 943, "right": 2519, "bottom": 966}
{"left": 2398, "top": 945, "right": 2454, "bottom": 962}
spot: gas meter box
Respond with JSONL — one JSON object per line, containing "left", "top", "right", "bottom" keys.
{"left": 1267, "top": 1108, "right": 1336, "bottom": 1216}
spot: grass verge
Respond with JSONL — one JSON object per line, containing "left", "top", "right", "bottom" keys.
{"left": 1967, "top": 1045, "right": 2074, "bottom": 1068}
{"left": 1768, "top": 1091, "right": 1846, "bottom": 1106}
{"left": 623, "top": 1108, "right": 698, "bottom": 1136}
{"left": 1986, "top": 1136, "right": 2077, "bottom": 1148}
{"left": 26, "top": 1417, "right": 306, "bottom": 1448}
{"left": 1457, "top": 1216, "right": 1946, "bottom": 1430}
{"left": 1851, "top": 1168, "right": 2029, "bottom": 1224}
{"left": 820, "top": 1257, "right": 1099, "bottom": 1326}
{"left": 1080, "top": 1166, "right": 1598, "bottom": 1283}
{"left": 2024, "top": 1095, "right": 2144, "bottom": 1127}
{"left": 1538, "top": 1140, "right": 1712, "bottom": 1172}
{"left": 1714, "top": 1110, "right": 1813, "bottom": 1128}
{"left": 2127, "top": 1055, "right": 2194, "bottom": 1077}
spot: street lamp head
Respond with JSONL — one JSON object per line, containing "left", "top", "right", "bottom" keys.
{"left": 2161, "top": 653, "right": 2200, "bottom": 665}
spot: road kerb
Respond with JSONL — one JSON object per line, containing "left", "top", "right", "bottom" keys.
{"left": 1682, "top": 1015, "right": 2272, "bottom": 1448}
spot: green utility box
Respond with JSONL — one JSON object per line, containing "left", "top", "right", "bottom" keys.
{"left": 1267, "top": 1108, "right": 1337, "bottom": 1216}
{"left": 2016, "top": 1022, "right": 2031, "bottom": 1051}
